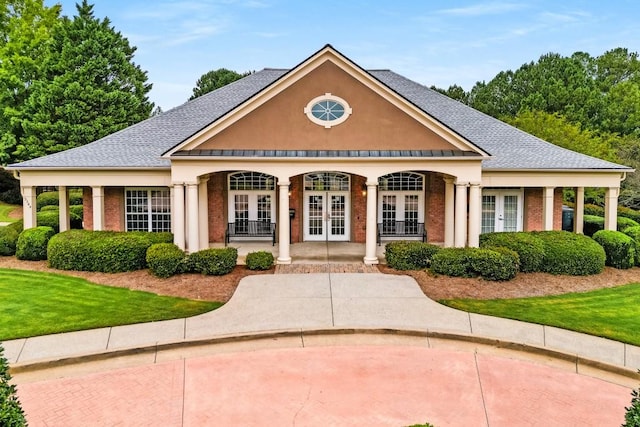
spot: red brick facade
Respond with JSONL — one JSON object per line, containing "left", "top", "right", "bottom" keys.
{"left": 83, "top": 187, "right": 124, "bottom": 231}
{"left": 208, "top": 172, "right": 227, "bottom": 242}
{"left": 523, "top": 188, "right": 564, "bottom": 231}
{"left": 426, "top": 174, "right": 446, "bottom": 243}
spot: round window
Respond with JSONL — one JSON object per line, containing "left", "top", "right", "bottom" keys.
{"left": 304, "top": 93, "right": 352, "bottom": 128}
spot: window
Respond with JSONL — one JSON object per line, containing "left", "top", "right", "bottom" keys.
{"left": 481, "top": 190, "right": 523, "bottom": 233}
{"left": 379, "top": 172, "right": 424, "bottom": 191}
{"left": 304, "top": 93, "right": 352, "bottom": 128}
{"left": 304, "top": 172, "right": 350, "bottom": 191}
{"left": 125, "top": 188, "right": 171, "bottom": 232}
{"left": 228, "top": 172, "right": 276, "bottom": 229}
{"left": 377, "top": 173, "right": 425, "bottom": 231}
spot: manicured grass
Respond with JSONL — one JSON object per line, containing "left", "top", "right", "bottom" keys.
{"left": 0, "top": 201, "right": 19, "bottom": 223}
{"left": 441, "top": 283, "right": 640, "bottom": 346}
{"left": 0, "top": 268, "right": 222, "bottom": 340}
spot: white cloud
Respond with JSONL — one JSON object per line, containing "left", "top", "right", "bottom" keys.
{"left": 437, "top": 1, "right": 527, "bottom": 16}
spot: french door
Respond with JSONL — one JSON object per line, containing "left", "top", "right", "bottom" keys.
{"left": 303, "top": 191, "right": 350, "bottom": 241}
{"left": 481, "top": 190, "right": 522, "bottom": 233}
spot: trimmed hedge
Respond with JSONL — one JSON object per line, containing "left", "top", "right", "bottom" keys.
{"left": 36, "top": 189, "right": 83, "bottom": 210}
{"left": 246, "top": 251, "right": 274, "bottom": 270}
{"left": 431, "top": 247, "right": 518, "bottom": 281}
{"left": 146, "top": 243, "right": 186, "bottom": 278}
{"left": 385, "top": 241, "right": 441, "bottom": 270}
{"left": 583, "top": 215, "right": 604, "bottom": 237}
{"left": 189, "top": 247, "right": 237, "bottom": 275}
{"left": 48, "top": 230, "right": 173, "bottom": 272}
{"left": 479, "top": 232, "right": 544, "bottom": 272}
{"left": 592, "top": 230, "right": 635, "bottom": 269}
{"left": 623, "top": 225, "right": 640, "bottom": 266}
{"left": 16, "top": 226, "right": 55, "bottom": 261}
{"left": 618, "top": 216, "right": 640, "bottom": 232}
{"left": 0, "top": 345, "right": 27, "bottom": 426}
{"left": 0, "top": 227, "right": 19, "bottom": 256}
{"left": 532, "top": 231, "right": 605, "bottom": 275}
{"left": 618, "top": 206, "right": 640, "bottom": 224}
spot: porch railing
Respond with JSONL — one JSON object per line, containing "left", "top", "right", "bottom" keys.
{"left": 377, "top": 221, "right": 427, "bottom": 245}
{"left": 225, "top": 221, "right": 276, "bottom": 246}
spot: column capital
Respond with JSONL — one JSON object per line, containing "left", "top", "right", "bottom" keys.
{"left": 443, "top": 176, "right": 455, "bottom": 184}
{"left": 455, "top": 181, "right": 469, "bottom": 188}
{"left": 278, "top": 181, "right": 291, "bottom": 187}
{"left": 469, "top": 182, "right": 481, "bottom": 188}
{"left": 365, "top": 181, "right": 378, "bottom": 187}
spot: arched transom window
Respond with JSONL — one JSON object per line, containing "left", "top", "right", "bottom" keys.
{"left": 229, "top": 171, "right": 276, "bottom": 191}
{"left": 378, "top": 172, "right": 424, "bottom": 191}
{"left": 304, "top": 172, "right": 350, "bottom": 191}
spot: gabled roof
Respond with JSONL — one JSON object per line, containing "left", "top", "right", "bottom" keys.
{"left": 9, "top": 45, "right": 631, "bottom": 172}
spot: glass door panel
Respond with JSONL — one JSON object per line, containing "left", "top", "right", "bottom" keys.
{"left": 329, "top": 194, "right": 346, "bottom": 238}
{"left": 482, "top": 195, "right": 496, "bottom": 234}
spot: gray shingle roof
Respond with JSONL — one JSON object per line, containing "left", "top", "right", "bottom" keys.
{"left": 9, "top": 65, "right": 631, "bottom": 172}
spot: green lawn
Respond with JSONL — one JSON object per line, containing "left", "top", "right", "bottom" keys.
{"left": 441, "top": 283, "right": 640, "bottom": 346}
{"left": 0, "top": 268, "right": 222, "bottom": 341}
{"left": 0, "top": 201, "right": 19, "bottom": 223}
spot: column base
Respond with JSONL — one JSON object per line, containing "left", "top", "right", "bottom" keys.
{"left": 276, "top": 257, "right": 292, "bottom": 265}
{"left": 363, "top": 256, "right": 379, "bottom": 265}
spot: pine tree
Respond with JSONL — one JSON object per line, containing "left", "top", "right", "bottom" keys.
{"left": 16, "top": 0, "right": 153, "bottom": 162}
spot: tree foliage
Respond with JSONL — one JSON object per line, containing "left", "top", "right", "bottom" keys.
{"left": 189, "top": 68, "right": 249, "bottom": 100}
{"left": 0, "top": 0, "right": 153, "bottom": 164}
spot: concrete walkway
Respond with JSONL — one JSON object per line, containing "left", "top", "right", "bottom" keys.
{"left": 4, "top": 272, "right": 640, "bottom": 426}
{"left": 4, "top": 272, "right": 640, "bottom": 371}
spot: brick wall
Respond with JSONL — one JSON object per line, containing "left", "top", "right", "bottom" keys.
{"left": 83, "top": 188, "right": 92, "bottom": 230}
{"left": 208, "top": 172, "right": 226, "bottom": 242}
{"left": 524, "top": 187, "right": 564, "bottom": 231}
{"left": 289, "top": 175, "right": 303, "bottom": 243}
{"left": 82, "top": 187, "right": 124, "bottom": 231}
{"left": 426, "top": 174, "right": 445, "bottom": 243}
{"left": 351, "top": 174, "right": 367, "bottom": 243}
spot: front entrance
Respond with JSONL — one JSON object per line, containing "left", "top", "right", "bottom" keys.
{"left": 303, "top": 191, "right": 350, "bottom": 241}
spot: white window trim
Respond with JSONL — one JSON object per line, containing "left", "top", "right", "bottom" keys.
{"left": 228, "top": 190, "right": 276, "bottom": 223}
{"left": 303, "top": 93, "right": 352, "bottom": 128}
{"left": 481, "top": 189, "right": 524, "bottom": 233}
{"left": 124, "top": 187, "right": 171, "bottom": 232}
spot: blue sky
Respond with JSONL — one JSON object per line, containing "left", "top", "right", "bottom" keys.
{"left": 46, "top": 0, "right": 640, "bottom": 111}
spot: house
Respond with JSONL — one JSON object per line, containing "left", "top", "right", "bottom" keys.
{"left": 7, "top": 45, "right": 633, "bottom": 265}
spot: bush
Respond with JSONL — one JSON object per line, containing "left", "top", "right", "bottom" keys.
{"left": 592, "top": 230, "right": 635, "bottom": 269}
{"left": 619, "top": 206, "right": 640, "bottom": 224}
{"left": 36, "top": 189, "right": 83, "bottom": 211}
{"left": 583, "top": 215, "right": 604, "bottom": 237}
{"left": 431, "top": 247, "right": 518, "bottom": 281}
{"left": 33, "top": 210, "right": 83, "bottom": 233}
{"left": 533, "top": 231, "right": 605, "bottom": 275}
{"left": 40, "top": 205, "right": 59, "bottom": 212}
{"left": 6, "top": 220, "right": 22, "bottom": 234}
{"left": 623, "top": 383, "right": 640, "bottom": 427}
{"left": 479, "top": 232, "right": 544, "bottom": 272}
{"left": 623, "top": 226, "right": 640, "bottom": 266}
{"left": 48, "top": 230, "right": 174, "bottom": 272}
{"left": 146, "top": 243, "right": 186, "bottom": 278}
{"left": 16, "top": 226, "right": 55, "bottom": 261}
{"left": 245, "top": 251, "right": 274, "bottom": 270}
{"left": 0, "top": 227, "right": 19, "bottom": 256}
{"left": 189, "top": 247, "right": 237, "bottom": 275}
{"left": 618, "top": 216, "right": 640, "bottom": 233}
{"left": 0, "top": 345, "right": 27, "bottom": 426}
{"left": 385, "top": 241, "right": 441, "bottom": 270}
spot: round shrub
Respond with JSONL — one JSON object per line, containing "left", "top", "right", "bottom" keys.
{"left": 617, "top": 216, "right": 639, "bottom": 233}
{"left": 189, "top": 247, "right": 237, "bottom": 275}
{"left": 40, "top": 205, "right": 59, "bottom": 212}
{"left": 0, "top": 226, "right": 19, "bottom": 256}
{"left": 34, "top": 210, "right": 83, "bottom": 233}
{"left": 469, "top": 248, "right": 519, "bottom": 281}
{"left": 592, "top": 230, "right": 635, "bottom": 269}
{"left": 6, "top": 219, "right": 22, "bottom": 233}
{"left": 36, "top": 191, "right": 59, "bottom": 210}
{"left": 431, "top": 248, "right": 475, "bottom": 278}
{"left": 532, "top": 231, "right": 605, "bottom": 275}
{"left": 70, "top": 205, "right": 84, "bottom": 220}
{"left": 618, "top": 206, "right": 640, "bottom": 224}
{"left": 245, "top": 250, "right": 274, "bottom": 270}
{"left": 583, "top": 215, "right": 604, "bottom": 237}
{"left": 479, "top": 232, "right": 544, "bottom": 272}
{"left": 69, "top": 188, "right": 83, "bottom": 205}
{"left": 385, "top": 241, "right": 441, "bottom": 270}
{"left": 583, "top": 204, "right": 605, "bottom": 216}
{"left": 146, "top": 243, "right": 186, "bottom": 278}
{"left": 623, "top": 225, "right": 640, "bottom": 266}
{"left": 16, "top": 226, "right": 55, "bottom": 261}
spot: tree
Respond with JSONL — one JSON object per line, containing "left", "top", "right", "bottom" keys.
{"left": 0, "top": 0, "right": 61, "bottom": 164}
{"left": 430, "top": 84, "right": 468, "bottom": 103}
{"left": 189, "top": 68, "right": 249, "bottom": 100}
{"left": 14, "top": 0, "right": 153, "bottom": 161}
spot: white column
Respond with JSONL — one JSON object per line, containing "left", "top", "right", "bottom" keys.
{"left": 575, "top": 187, "right": 585, "bottom": 234}
{"left": 543, "top": 187, "right": 554, "bottom": 231}
{"left": 454, "top": 182, "right": 468, "bottom": 247}
{"left": 277, "top": 181, "right": 291, "bottom": 264}
{"left": 186, "top": 183, "right": 199, "bottom": 253}
{"left": 604, "top": 187, "right": 619, "bottom": 231}
{"left": 468, "top": 183, "right": 481, "bottom": 247}
{"left": 58, "top": 186, "right": 70, "bottom": 232}
{"left": 173, "top": 184, "right": 185, "bottom": 250}
{"left": 198, "top": 177, "right": 209, "bottom": 250}
{"left": 444, "top": 177, "right": 455, "bottom": 247}
{"left": 91, "top": 186, "right": 104, "bottom": 231}
{"left": 364, "top": 181, "right": 379, "bottom": 265}
{"left": 21, "top": 186, "right": 37, "bottom": 230}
